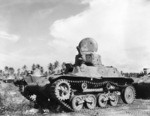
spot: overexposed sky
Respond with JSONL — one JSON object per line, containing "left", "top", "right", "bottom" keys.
{"left": 0, "top": 0, "right": 150, "bottom": 72}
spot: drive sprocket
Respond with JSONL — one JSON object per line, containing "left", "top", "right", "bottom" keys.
{"left": 53, "top": 79, "right": 71, "bottom": 101}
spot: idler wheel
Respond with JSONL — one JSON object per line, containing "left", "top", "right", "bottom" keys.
{"left": 54, "top": 79, "right": 71, "bottom": 101}
{"left": 122, "top": 86, "right": 135, "bottom": 104}
{"left": 97, "top": 93, "right": 108, "bottom": 108}
{"left": 85, "top": 94, "right": 96, "bottom": 109}
{"left": 71, "top": 96, "right": 84, "bottom": 111}
{"left": 109, "top": 92, "right": 119, "bottom": 106}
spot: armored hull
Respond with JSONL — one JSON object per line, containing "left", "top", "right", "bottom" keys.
{"left": 48, "top": 38, "right": 136, "bottom": 111}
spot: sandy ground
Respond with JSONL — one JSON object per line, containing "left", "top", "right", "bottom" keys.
{"left": 43, "top": 99, "right": 150, "bottom": 116}
{"left": 1, "top": 78, "right": 150, "bottom": 116}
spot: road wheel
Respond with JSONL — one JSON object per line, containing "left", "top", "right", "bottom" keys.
{"left": 109, "top": 93, "right": 119, "bottom": 106}
{"left": 97, "top": 94, "right": 108, "bottom": 108}
{"left": 72, "top": 96, "right": 83, "bottom": 111}
{"left": 86, "top": 95, "right": 96, "bottom": 109}
{"left": 122, "top": 86, "right": 135, "bottom": 104}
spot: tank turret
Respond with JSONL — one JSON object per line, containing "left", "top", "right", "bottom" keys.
{"left": 75, "top": 37, "right": 101, "bottom": 66}
{"left": 73, "top": 37, "right": 122, "bottom": 77}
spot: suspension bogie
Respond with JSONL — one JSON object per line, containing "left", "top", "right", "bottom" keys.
{"left": 71, "top": 91, "right": 121, "bottom": 111}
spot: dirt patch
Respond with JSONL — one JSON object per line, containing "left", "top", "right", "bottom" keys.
{"left": 42, "top": 99, "right": 150, "bottom": 116}
{"left": 0, "top": 81, "right": 30, "bottom": 115}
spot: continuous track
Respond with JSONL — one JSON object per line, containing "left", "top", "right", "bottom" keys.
{"left": 49, "top": 79, "right": 134, "bottom": 112}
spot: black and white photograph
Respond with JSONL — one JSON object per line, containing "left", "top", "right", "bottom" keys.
{"left": 0, "top": 0, "right": 150, "bottom": 116}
